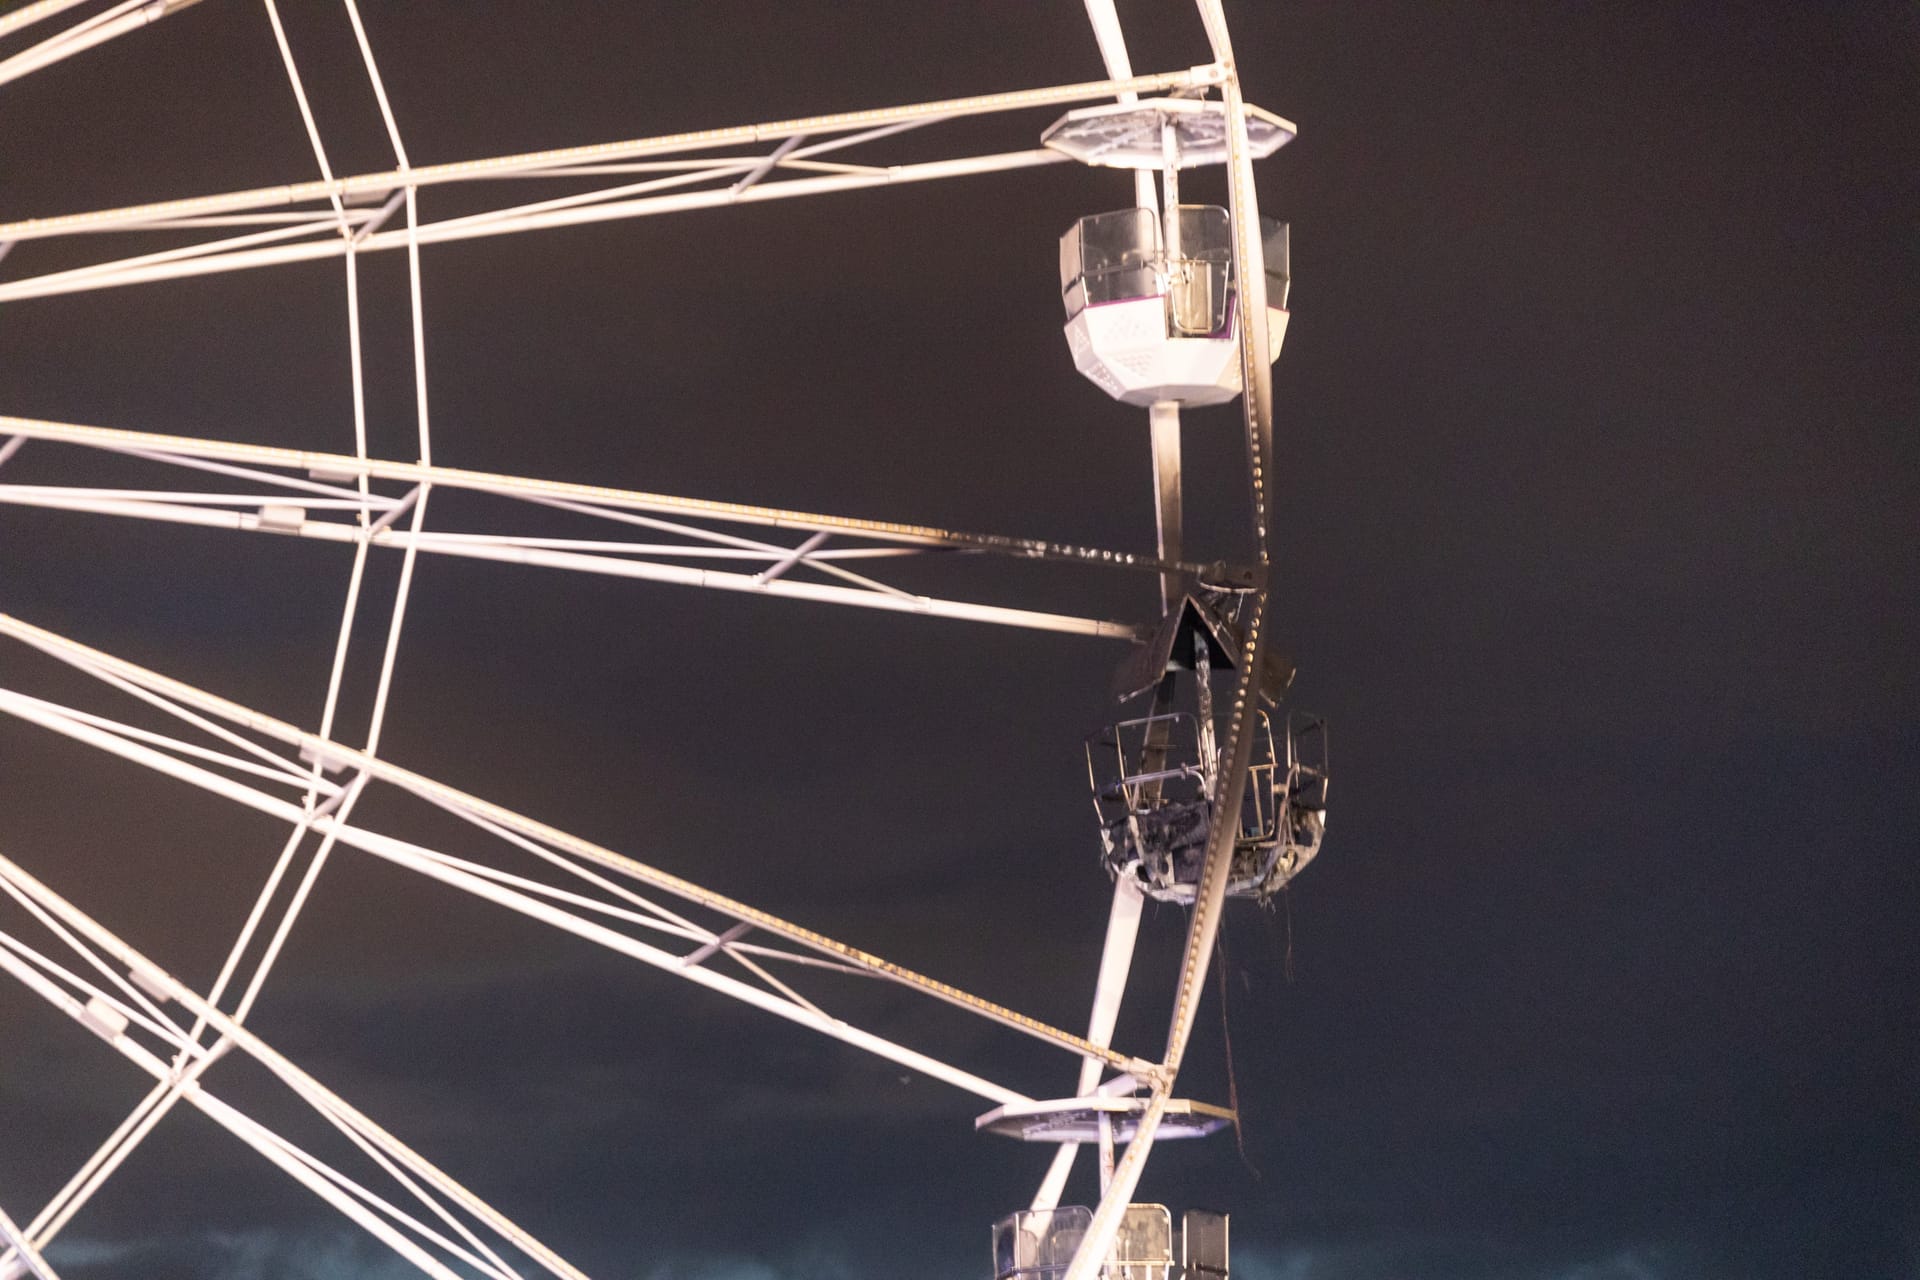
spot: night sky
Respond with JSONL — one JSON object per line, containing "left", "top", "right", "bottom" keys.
{"left": 1, "top": 3, "right": 1916, "bottom": 1278}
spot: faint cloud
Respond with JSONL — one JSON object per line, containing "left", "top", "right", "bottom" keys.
{"left": 205, "top": 1230, "right": 426, "bottom": 1280}
{"left": 1231, "top": 1239, "right": 1688, "bottom": 1280}
{"left": 1551, "top": 1249, "right": 1673, "bottom": 1280}
{"left": 637, "top": 1239, "right": 865, "bottom": 1280}
{"left": 48, "top": 1229, "right": 440, "bottom": 1280}
{"left": 51, "top": 1227, "right": 876, "bottom": 1280}
{"left": 42, "top": 1236, "right": 165, "bottom": 1270}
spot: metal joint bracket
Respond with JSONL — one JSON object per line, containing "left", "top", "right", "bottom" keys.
{"left": 255, "top": 503, "right": 307, "bottom": 533}
{"left": 297, "top": 741, "right": 350, "bottom": 775}
{"left": 127, "top": 960, "right": 173, "bottom": 1003}
{"left": 681, "top": 922, "right": 753, "bottom": 968}
{"left": 79, "top": 995, "right": 129, "bottom": 1042}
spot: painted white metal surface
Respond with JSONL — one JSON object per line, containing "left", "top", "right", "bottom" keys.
{"left": 0, "top": 0, "right": 201, "bottom": 91}
{"left": 0, "top": 414, "right": 1235, "bottom": 583}
{"left": 0, "top": 3, "right": 1306, "bottom": 1275}
{"left": 0, "top": 612, "right": 1151, "bottom": 1078}
{"left": 1064, "top": 295, "right": 1291, "bottom": 406}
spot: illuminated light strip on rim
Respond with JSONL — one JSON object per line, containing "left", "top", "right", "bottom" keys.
{"left": 1159, "top": 0, "right": 1278, "bottom": 1085}
{"left": 1062, "top": 4, "right": 1284, "bottom": 1278}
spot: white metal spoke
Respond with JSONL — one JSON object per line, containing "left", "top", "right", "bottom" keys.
{"left": 0, "top": 485, "right": 387, "bottom": 510}
{"left": 58, "top": 210, "right": 383, "bottom": 232}
{"left": 334, "top": 1120, "right": 526, "bottom": 1280}
{"left": 0, "top": 615, "right": 1152, "bottom": 1079}
{"left": 0, "top": 921, "right": 217, "bottom": 1259}
{"left": 341, "top": 0, "right": 409, "bottom": 170}
{"left": 786, "top": 118, "right": 930, "bottom": 161}
{"left": 319, "top": 1115, "right": 526, "bottom": 1280}
{"left": 415, "top": 158, "right": 763, "bottom": 240}
{"left": 456, "top": 156, "right": 753, "bottom": 180}
{"left": 344, "top": 798, "right": 873, "bottom": 982}
{"left": 0, "top": 69, "right": 1213, "bottom": 245}
{"left": 0, "top": 691, "right": 335, "bottom": 793}
{"left": 0, "top": 414, "right": 1233, "bottom": 579}
{"left": 507, "top": 493, "right": 937, "bottom": 598}
{"left": 0, "top": 412, "right": 1228, "bottom": 571}
{"left": 0, "top": 482, "right": 1145, "bottom": 638}
{"left": 2, "top": 614, "right": 328, "bottom": 789}
{"left": 1030, "top": 875, "right": 1146, "bottom": 1212}
{"left": 359, "top": 531, "right": 914, "bottom": 562}
{"left": 414, "top": 801, "right": 723, "bottom": 939}
{"left": 189, "top": 820, "right": 324, "bottom": 1042}
{"left": 1061, "top": 1090, "right": 1169, "bottom": 1280}
{"left": 232, "top": 1120, "right": 520, "bottom": 1280}
{"left": 261, "top": 0, "right": 351, "bottom": 228}
{"left": 178, "top": 0, "right": 434, "bottom": 1134}
{"left": 0, "top": 855, "right": 591, "bottom": 1279}
{"left": 0, "top": 217, "right": 346, "bottom": 298}
{"left": 0, "top": 18, "right": 449, "bottom": 1253}
{"left": 0, "top": 881, "right": 188, "bottom": 1054}
{"left": 0, "top": 685, "right": 1060, "bottom": 1099}
{"left": 0, "top": 0, "right": 198, "bottom": 91}
{"left": 0, "top": 926, "right": 186, "bottom": 1053}
{"left": 1082, "top": 0, "right": 1161, "bottom": 205}
{"left": 398, "top": 789, "right": 866, "bottom": 984}
{"left": 0, "top": 150, "right": 1071, "bottom": 300}
{"left": 0, "top": 939, "right": 470, "bottom": 1280}
{"left": 341, "top": 749, "right": 882, "bottom": 992}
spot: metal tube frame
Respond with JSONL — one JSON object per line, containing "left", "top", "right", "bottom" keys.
{"left": 0, "top": 1, "right": 1298, "bottom": 1274}
{"left": 0, "top": 613, "right": 1151, "bottom": 1084}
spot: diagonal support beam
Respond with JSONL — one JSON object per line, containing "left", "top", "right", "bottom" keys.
{"left": 0, "top": 0, "right": 205, "bottom": 92}
{"left": 0, "top": 924, "right": 539, "bottom": 1280}
{"left": 681, "top": 922, "right": 753, "bottom": 969}
{"left": 731, "top": 133, "right": 807, "bottom": 193}
{"left": 751, "top": 530, "right": 830, "bottom": 585}
{"left": 0, "top": 485, "right": 1141, "bottom": 640}
{"left": 0, "top": 414, "right": 1245, "bottom": 583}
{"left": 0, "top": 852, "right": 592, "bottom": 1278}
{"left": 0, "top": 615, "right": 1154, "bottom": 1082}
{"left": 0, "top": 1198, "right": 62, "bottom": 1280}
{"left": 0, "top": 68, "right": 1218, "bottom": 243}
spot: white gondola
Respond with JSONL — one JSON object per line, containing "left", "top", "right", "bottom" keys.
{"left": 992, "top": 1204, "right": 1226, "bottom": 1280}
{"left": 1060, "top": 205, "right": 1290, "bottom": 406}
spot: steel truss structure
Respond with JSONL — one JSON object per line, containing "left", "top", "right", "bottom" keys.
{"left": 0, "top": 2, "right": 1294, "bottom": 1276}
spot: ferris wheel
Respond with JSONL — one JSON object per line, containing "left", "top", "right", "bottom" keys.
{"left": 0, "top": 2, "right": 1327, "bottom": 1277}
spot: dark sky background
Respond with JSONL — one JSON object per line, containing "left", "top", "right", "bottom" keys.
{"left": 1, "top": 2, "right": 1915, "bottom": 1278}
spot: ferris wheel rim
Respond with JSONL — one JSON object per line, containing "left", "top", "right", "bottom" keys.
{"left": 0, "top": 3, "right": 1301, "bottom": 1275}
